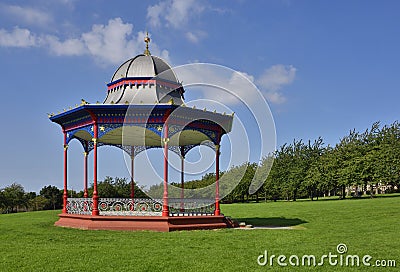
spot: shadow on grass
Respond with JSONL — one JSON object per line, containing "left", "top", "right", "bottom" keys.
{"left": 236, "top": 217, "right": 307, "bottom": 227}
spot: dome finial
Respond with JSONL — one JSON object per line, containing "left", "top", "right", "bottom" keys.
{"left": 144, "top": 32, "right": 151, "bottom": 56}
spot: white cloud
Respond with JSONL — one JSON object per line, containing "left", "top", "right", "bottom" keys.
{"left": 227, "top": 69, "right": 296, "bottom": 105}
{"left": 175, "top": 65, "right": 260, "bottom": 106}
{"left": 44, "top": 35, "right": 85, "bottom": 56}
{"left": 166, "top": 0, "right": 204, "bottom": 28}
{"left": 60, "top": 18, "right": 169, "bottom": 65}
{"left": 175, "top": 64, "right": 295, "bottom": 106}
{"left": 0, "top": 27, "right": 37, "bottom": 47}
{"left": 81, "top": 18, "right": 138, "bottom": 65}
{"left": 255, "top": 64, "right": 297, "bottom": 104}
{"left": 257, "top": 64, "right": 297, "bottom": 91}
{"left": 0, "top": 4, "right": 52, "bottom": 27}
{"left": 234, "top": 71, "right": 255, "bottom": 83}
{"left": 264, "top": 91, "right": 287, "bottom": 104}
{"left": 191, "top": 65, "right": 297, "bottom": 105}
{"left": 0, "top": 18, "right": 170, "bottom": 66}
{"left": 58, "top": 0, "right": 77, "bottom": 8}
{"left": 186, "top": 32, "right": 199, "bottom": 43}
{"left": 147, "top": 0, "right": 209, "bottom": 43}
{"left": 148, "top": 0, "right": 204, "bottom": 29}
{"left": 221, "top": 71, "right": 258, "bottom": 105}
{"left": 185, "top": 31, "right": 207, "bottom": 44}
{"left": 40, "top": 17, "right": 138, "bottom": 64}
{"left": 147, "top": 1, "right": 168, "bottom": 28}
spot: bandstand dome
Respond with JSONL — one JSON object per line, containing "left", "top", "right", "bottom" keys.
{"left": 104, "top": 54, "right": 185, "bottom": 105}
{"left": 111, "top": 55, "right": 178, "bottom": 83}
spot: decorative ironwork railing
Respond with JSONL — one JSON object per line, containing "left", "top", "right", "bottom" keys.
{"left": 66, "top": 198, "right": 93, "bottom": 215}
{"left": 66, "top": 198, "right": 216, "bottom": 216}
{"left": 98, "top": 198, "right": 163, "bottom": 216}
{"left": 168, "top": 198, "right": 215, "bottom": 216}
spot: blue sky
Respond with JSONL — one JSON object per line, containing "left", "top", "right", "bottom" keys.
{"left": 1, "top": 0, "right": 400, "bottom": 192}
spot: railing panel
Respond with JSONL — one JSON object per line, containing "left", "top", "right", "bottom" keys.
{"left": 66, "top": 198, "right": 93, "bottom": 215}
{"left": 66, "top": 198, "right": 216, "bottom": 216}
{"left": 98, "top": 198, "right": 162, "bottom": 216}
{"left": 168, "top": 198, "right": 215, "bottom": 216}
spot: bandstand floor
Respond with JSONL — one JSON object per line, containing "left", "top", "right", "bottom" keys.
{"left": 55, "top": 214, "right": 234, "bottom": 232}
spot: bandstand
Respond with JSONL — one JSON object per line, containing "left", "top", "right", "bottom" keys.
{"left": 49, "top": 35, "right": 234, "bottom": 231}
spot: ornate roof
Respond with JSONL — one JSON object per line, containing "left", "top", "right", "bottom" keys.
{"left": 110, "top": 55, "right": 178, "bottom": 83}
{"left": 104, "top": 35, "right": 184, "bottom": 105}
{"left": 50, "top": 104, "right": 233, "bottom": 149}
{"left": 49, "top": 33, "right": 233, "bottom": 152}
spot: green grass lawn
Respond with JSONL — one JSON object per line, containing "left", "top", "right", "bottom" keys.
{"left": 0, "top": 195, "right": 399, "bottom": 272}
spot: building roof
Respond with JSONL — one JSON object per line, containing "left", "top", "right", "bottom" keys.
{"left": 49, "top": 104, "right": 233, "bottom": 148}
{"left": 110, "top": 54, "right": 178, "bottom": 83}
{"left": 104, "top": 53, "right": 184, "bottom": 105}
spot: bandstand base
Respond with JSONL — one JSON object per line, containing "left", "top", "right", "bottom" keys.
{"left": 55, "top": 214, "right": 232, "bottom": 232}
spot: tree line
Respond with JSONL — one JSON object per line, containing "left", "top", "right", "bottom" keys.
{"left": 151, "top": 121, "right": 400, "bottom": 202}
{"left": 0, "top": 184, "right": 63, "bottom": 213}
{"left": 0, "top": 177, "right": 147, "bottom": 213}
{"left": 262, "top": 121, "right": 400, "bottom": 201}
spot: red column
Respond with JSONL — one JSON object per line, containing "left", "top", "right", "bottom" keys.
{"left": 214, "top": 144, "right": 221, "bottom": 216}
{"left": 180, "top": 146, "right": 184, "bottom": 212}
{"left": 92, "top": 123, "right": 99, "bottom": 216}
{"left": 130, "top": 147, "right": 135, "bottom": 199}
{"left": 62, "top": 132, "right": 68, "bottom": 214}
{"left": 162, "top": 123, "right": 169, "bottom": 217}
{"left": 83, "top": 151, "right": 88, "bottom": 198}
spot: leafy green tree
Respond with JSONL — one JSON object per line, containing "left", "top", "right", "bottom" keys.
{"left": 97, "top": 176, "right": 117, "bottom": 198}
{"left": 2, "top": 183, "right": 26, "bottom": 213}
{"left": 318, "top": 147, "right": 340, "bottom": 196}
{"left": 251, "top": 155, "right": 274, "bottom": 202}
{"left": 304, "top": 161, "right": 322, "bottom": 200}
{"left": 91, "top": 176, "right": 148, "bottom": 198}
{"left": 263, "top": 161, "right": 282, "bottom": 201}
{"left": 0, "top": 190, "right": 5, "bottom": 212}
{"left": 335, "top": 129, "right": 363, "bottom": 198}
{"left": 226, "top": 163, "right": 256, "bottom": 202}
{"left": 40, "top": 185, "right": 63, "bottom": 210}
{"left": 375, "top": 122, "right": 400, "bottom": 191}
{"left": 29, "top": 196, "right": 49, "bottom": 211}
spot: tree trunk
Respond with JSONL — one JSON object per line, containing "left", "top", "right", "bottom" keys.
{"left": 342, "top": 185, "right": 346, "bottom": 199}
